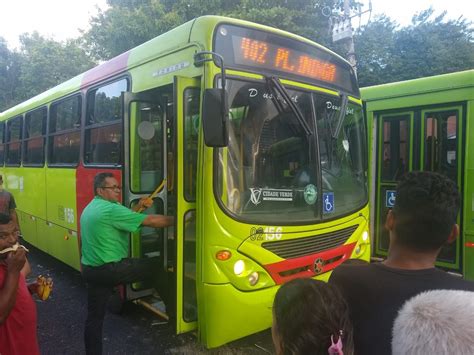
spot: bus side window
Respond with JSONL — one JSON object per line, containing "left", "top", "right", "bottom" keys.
{"left": 49, "top": 95, "right": 81, "bottom": 165}
{"left": 5, "top": 115, "right": 22, "bottom": 166}
{"left": 84, "top": 79, "right": 128, "bottom": 166}
{"left": 24, "top": 107, "right": 46, "bottom": 166}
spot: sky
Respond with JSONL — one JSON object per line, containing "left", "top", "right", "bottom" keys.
{"left": 0, "top": 0, "right": 472, "bottom": 49}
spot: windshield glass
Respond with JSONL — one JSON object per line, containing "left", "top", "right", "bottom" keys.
{"left": 316, "top": 96, "right": 367, "bottom": 218}
{"left": 216, "top": 78, "right": 367, "bottom": 224}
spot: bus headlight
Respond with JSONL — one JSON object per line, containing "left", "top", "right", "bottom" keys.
{"left": 362, "top": 231, "right": 369, "bottom": 242}
{"left": 234, "top": 260, "right": 245, "bottom": 275}
{"left": 248, "top": 272, "right": 259, "bottom": 286}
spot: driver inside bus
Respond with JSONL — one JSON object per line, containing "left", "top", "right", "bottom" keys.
{"left": 80, "top": 172, "right": 174, "bottom": 355}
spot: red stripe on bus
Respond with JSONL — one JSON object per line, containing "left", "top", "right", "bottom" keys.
{"left": 263, "top": 242, "right": 357, "bottom": 285}
{"left": 465, "top": 242, "right": 474, "bottom": 248}
{"left": 81, "top": 51, "right": 130, "bottom": 89}
{"left": 76, "top": 165, "right": 122, "bottom": 271}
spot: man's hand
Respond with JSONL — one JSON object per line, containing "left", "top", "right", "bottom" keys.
{"left": 133, "top": 197, "right": 154, "bottom": 212}
{"left": 5, "top": 249, "right": 26, "bottom": 273}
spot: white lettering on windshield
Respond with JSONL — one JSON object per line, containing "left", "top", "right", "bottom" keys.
{"left": 247, "top": 88, "right": 298, "bottom": 103}
{"left": 326, "top": 101, "right": 354, "bottom": 115}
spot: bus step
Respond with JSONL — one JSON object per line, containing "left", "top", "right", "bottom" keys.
{"left": 134, "top": 296, "right": 169, "bottom": 321}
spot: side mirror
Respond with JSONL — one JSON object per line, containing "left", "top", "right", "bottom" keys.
{"left": 202, "top": 88, "right": 229, "bottom": 147}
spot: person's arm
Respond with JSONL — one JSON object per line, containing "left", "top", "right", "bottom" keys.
{"left": 142, "top": 214, "right": 174, "bottom": 228}
{"left": 0, "top": 249, "right": 26, "bottom": 324}
{"left": 20, "top": 258, "right": 31, "bottom": 277}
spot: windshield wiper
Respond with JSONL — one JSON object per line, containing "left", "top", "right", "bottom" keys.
{"left": 332, "top": 94, "right": 348, "bottom": 139}
{"left": 266, "top": 76, "right": 312, "bottom": 136}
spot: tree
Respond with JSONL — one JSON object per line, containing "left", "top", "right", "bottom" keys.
{"left": 355, "top": 8, "right": 474, "bottom": 87}
{"left": 353, "top": 15, "right": 398, "bottom": 86}
{"left": 83, "top": 0, "right": 342, "bottom": 61}
{"left": 0, "top": 38, "right": 22, "bottom": 111}
{"left": 15, "top": 33, "right": 95, "bottom": 103}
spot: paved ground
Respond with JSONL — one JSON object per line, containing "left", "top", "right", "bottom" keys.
{"left": 25, "top": 245, "right": 273, "bottom": 355}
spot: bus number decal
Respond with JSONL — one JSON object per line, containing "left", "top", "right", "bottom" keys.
{"left": 249, "top": 226, "right": 283, "bottom": 241}
{"left": 265, "top": 227, "right": 283, "bottom": 241}
{"left": 64, "top": 208, "right": 74, "bottom": 224}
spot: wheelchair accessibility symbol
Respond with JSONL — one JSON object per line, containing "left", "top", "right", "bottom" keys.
{"left": 323, "top": 192, "right": 334, "bottom": 213}
{"left": 386, "top": 190, "right": 396, "bottom": 208}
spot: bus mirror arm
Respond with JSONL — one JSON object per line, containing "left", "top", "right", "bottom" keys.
{"left": 195, "top": 51, "right": 229, "bottom": 147}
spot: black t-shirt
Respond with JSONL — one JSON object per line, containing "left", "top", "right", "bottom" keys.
{"left": 329, "top": 263, "right": 474, "bottom": 355}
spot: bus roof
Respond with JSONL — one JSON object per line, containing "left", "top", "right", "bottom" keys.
{"left": 1, "top": 15, "right": 350, "bottom": 119}
{"left": 361, "top": 69, "right": 474, "bottom": 102}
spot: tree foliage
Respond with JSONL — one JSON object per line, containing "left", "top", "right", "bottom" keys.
{"left": 0, "top": 33, "right": 95, "bottom": 111}
{"left": 84, "top": 0, "right": 339, "bottom": 61}
{"left": 17, "top": 33, "right": 95, "bottom": 101}
{"left": 2, "top": 3, "right": 473, "bottom": 112}
{"left": 356, "top": 8, "right": 474, "bottom": 86}
{"left": 0, "top": 37, "right": 21, "bottom": 111}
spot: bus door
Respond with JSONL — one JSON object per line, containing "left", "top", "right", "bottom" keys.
{"left": 122, "top": 90, "right": 171, "bottom": 312}
{"left": 374, "top": 107, "right": 463, "bottom": 270}
{"left": 171, "top": 76, "right": 200, "bottom": 333}
{"left": 420, "top": 106, "right": 463, "bottom": 269}
{"left": 374, "top": 112, "right": 413, "bottom": 256}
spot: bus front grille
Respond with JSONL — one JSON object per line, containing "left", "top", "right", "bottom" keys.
{"left": 262, "top": 225, "right": 359, "bottom": 259}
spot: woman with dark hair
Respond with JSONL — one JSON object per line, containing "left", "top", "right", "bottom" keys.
{"left": 272, "top": 278, "right": 353, "bottom": 355}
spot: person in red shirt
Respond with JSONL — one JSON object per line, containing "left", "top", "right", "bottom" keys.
{"left": 0, "top": 213, "right": 40, "bottom": 355}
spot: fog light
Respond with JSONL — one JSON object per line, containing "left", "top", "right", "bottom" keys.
{"left": 248, "top": 272, "right": 259, "bottom": 286}
{"left": 234, "top": 260, "right": 245, "bottom": 275}
{"left": 362, "top": 231, "right": 369, "bottom": 242}
{"left": 355, "top": 245, "right": 361, "bottom": 255}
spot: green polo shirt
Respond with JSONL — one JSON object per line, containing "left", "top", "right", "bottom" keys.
{"left": 80, "top": 196, "right": 147, "bottom": 266}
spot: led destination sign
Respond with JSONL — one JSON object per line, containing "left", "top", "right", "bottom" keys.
{"left": 236, "top": 36, "right": 337, "bottom": 83}
{"left": 214, "top": 24, "right": 358, "bottom": 96}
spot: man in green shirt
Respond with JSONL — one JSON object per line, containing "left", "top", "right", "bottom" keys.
{"left": 81, "top": 172, "right": 173, "bottom": 355}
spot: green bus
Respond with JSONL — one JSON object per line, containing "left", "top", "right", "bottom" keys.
{"left": 0, "top": 16, "right": 370, "bottom": 347}
{"left": 362, "top": 69, "right": 474, "bottom": 280}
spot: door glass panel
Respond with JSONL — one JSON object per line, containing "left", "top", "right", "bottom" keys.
{"left": 183, "top": 210, "right": 196, "bottom": 322}
{"left": 381, "top": 116, "right": 409, "bottom": 181}
{"left": 424, "top": 110, "right": 458, "bottom": 263}
{"left": 183, "top": 88, "right": 200, "bottom": 201}
{"left": 424, "top": 111, "right": 458, "bottom": 182}
{"left": 131, "top": 101, "right": 164, "bottom": 193}
{"left": 130, "top": 198, "right": 165, "bottom": 291}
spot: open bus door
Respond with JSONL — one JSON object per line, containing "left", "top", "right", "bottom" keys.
{"left": 122, "top": 91, "right": 171, "bottom": 316}
{"left": 122, "top": 76, "right": 200, "bottom": 335}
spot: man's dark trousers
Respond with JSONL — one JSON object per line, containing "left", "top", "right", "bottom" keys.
{"left": 82, "top": 257, "right": 159, "bottom": 355}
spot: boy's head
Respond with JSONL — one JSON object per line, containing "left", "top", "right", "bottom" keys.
{"left": 0, "top": 214, "right": 17, "bottom": 254}
{"left": 388, "top": 171, "right": 460, "bottom": 252}
{"left": 392, "top": 290, "right": 474, "bottom": 355}
{"left": 272, "top": 278, "right": 353, "bottom": 355}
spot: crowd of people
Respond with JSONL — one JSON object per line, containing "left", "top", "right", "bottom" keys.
{"left": 1, "top": 171, "right": 474, "bottom": 355}
{"left": 273, "top": 171, "right": 474, "bottom": 354}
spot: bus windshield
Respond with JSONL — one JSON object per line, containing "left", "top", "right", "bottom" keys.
{"left": 216, "top": 78, "right": 367, "bottom": 224}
